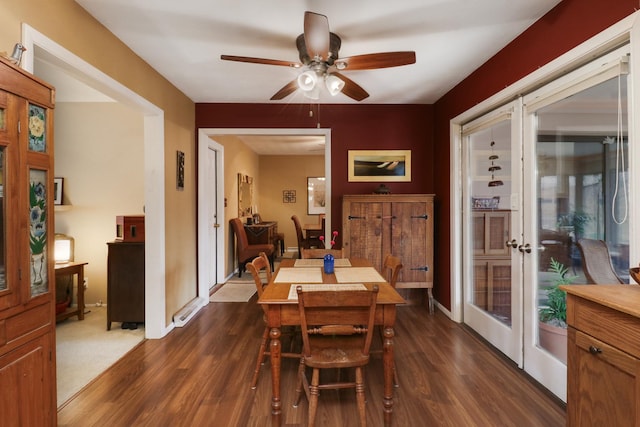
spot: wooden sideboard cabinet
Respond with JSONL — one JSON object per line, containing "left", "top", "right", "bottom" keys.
{"left": 472, "top": 210, "right": 511, "bottom": 319}
{"left": 563, "top": 284, "right": 640, "bottom": 427}
{"left": 0, "top": 56, "right": 56, "bottom": 425}
{"left": 342, "top": 194, "right": 435, "bottom": 312}
{"left": 107, "top": 241, "right": 145, "bottom": 330}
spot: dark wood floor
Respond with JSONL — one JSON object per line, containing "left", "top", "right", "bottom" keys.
{"left": 57, "top": 296, "right": 565, "bottom": 426}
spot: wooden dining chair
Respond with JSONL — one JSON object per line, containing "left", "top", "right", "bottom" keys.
{"left": 293, "top": 285, "right": 379, "bottom": 427}
{"left": 382, "top": 254, "right": 403, "bottom": 288}
{"left": 291, "top": 215, "right": 311, "bottom": 258}
{"left": 230, "top": 218, "right": 274, "bottom": 277}
{"left": 246, "top": 252, "right": 299, "bottom": 389}
{"left": 577, "top": 238, "right": 624, "bottom": 284}
{"left": 300, "top": 248, "right": 344, "bottom": 259}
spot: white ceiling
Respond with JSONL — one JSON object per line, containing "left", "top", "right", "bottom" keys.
{"left": 73, "top": 0, "right": 562, "bottom": 105}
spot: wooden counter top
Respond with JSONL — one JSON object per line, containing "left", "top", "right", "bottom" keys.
{"left": 560, "top": 284, "right": 640, "bottom": 319}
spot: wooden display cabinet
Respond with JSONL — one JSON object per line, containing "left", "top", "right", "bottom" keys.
{"left": 0, "top": 57, "right": 56, "bottom": 425}
{"left": 342, "top": 194, "right": 435, "bottom": 312}
{"left": 472, "top": 210, "right": 511, "bottom": 320}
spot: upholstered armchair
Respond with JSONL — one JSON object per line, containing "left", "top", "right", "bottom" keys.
{"left": 229, "top": 218, "right": 274, "bottom": 277}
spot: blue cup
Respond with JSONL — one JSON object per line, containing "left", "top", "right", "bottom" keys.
{"left": 323, "top": 254, "right": 335, "bottom": 274}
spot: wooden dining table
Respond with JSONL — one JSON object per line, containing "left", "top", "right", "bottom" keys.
{"left": 258, "top": 257, "right": 406, "bottom": 426}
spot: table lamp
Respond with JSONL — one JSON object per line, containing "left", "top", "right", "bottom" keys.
{"left": 54, "top": 233, "right": 74, "bottom": 264}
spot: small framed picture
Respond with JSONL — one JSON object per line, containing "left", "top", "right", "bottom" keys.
{"left": 176, "top": 151, "right": 185, "bottom": 190}
{"left": 53, "top": 177, "right": 63, "bottom": 205}
{"left": 307, "top": 177, "right": 326, "bottom": 215}
{"left": 283, "top": 190, "right": 296, "bottom": 203}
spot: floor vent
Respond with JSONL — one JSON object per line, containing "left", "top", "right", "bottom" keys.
{"left": 173, "top": 297, "right": 204, "bottom": 327}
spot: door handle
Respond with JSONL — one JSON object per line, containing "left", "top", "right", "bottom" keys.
{"left": 506, "top": 239, "right": 518, "bottom": 249}
{"left": 518, "top": 243, "right": 532, "bottom": 253}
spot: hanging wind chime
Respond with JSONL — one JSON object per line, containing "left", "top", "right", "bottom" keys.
{"left": 488, "top": 140, "right": 504, "bottom": 187}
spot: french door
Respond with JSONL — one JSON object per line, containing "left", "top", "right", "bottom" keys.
{"left": 521, "top": 47, "right": 630, "bottom": 400}
{"left": 462, "top": 45, "right": 631, "bottom": 400}
{"left": 462, "top": 101, "right": 523, "bottom": 366}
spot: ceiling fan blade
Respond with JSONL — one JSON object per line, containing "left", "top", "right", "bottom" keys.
{"left": 304, "top": 11, "right": 330, "bottom": 61}
{"left": 221, "top": 55, "right": 302, "bottom": 68}
{"left": 270, "top": 80, "right": 299, "bottom": 100}
{"left": 333, "top": 72, "right": 369, "bottom": 101}
{"left": 334, "top": 51, "right": 416, "bottom": 70}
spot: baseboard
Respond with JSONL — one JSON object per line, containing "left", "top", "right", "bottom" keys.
{"left": 173, "top": 297, "right": 206, "bottom": 327}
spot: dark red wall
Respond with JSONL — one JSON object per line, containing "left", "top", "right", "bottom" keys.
{"left": 196, "top": 0, "right": 638, "bottom": 311}
{"left": 432, "top": 0, "right": 638, "bottom": 309}
{"left": 195, "top": 102, "right": 434, "bottom": 248}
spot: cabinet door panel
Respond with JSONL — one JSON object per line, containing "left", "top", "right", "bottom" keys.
{"left": 0, "top": 93, "right": 20, "bottom": 311}
{"left": 345, "top": 201, "right": 383, "bottom": 266}
{"left": 0, "top": 334, "right": 52, "bottom": 427}
{"left": 570, "top": 330, "right": 638, "bottom": 427}
{"left": 391, "top": 201, "right": 431, "bottom": 283}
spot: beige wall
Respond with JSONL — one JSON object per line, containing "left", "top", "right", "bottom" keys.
{"left": 2, "top": 0, "right": 197, "bottom": 327}
{"left": 54, "top": 102, "right": 144, "bottom": 306}
{"left": 258, "top": 155, "right": 325, "bottom": 250}
{"left": 213, "top": 135, "right": 325, "bottom": 275}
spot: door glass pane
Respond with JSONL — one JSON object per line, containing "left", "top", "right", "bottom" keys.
{"left": 469, "top": 119, "right": 513, "bottom": 326}
{"left": 28, "top": 104, "right": 47, "bottom": 153}
{"left": 536, "top": 74, "right": 629, "bottom": 362}
{"left": 29, "top": 169, "right": 48, "bottom": 296}
{"left": 0, "top": 147, "right": 5, "bottom": 291}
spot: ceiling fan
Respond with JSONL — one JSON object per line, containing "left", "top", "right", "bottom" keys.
{"left": 220, "top": 11, "right": 416, "bottom": 101}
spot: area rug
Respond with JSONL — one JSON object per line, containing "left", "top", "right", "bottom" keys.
{"left": 210, "top": 282, "right": 256, "bottom": 302}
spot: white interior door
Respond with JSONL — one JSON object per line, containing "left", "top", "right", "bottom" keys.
{"left": 462, "top": 101, "right": 524, "bottom": 366}
{"left": 207, "top": 146, "right": 219, "bottom": 290}
{"left": 197, "top": 133, "right": 224, "bottom": 299}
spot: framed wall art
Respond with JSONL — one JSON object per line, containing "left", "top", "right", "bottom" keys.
{"left": 348, "top": 149, "right": 411, "bottom": 182}
{"left": 307, "top": 177, "right": 326, "bottom": 215}
{"left": 176, "top": 150, "right": 185, "bottom": 190}
{"left": 53, "top": 177, "right": 63, "bottom": 205}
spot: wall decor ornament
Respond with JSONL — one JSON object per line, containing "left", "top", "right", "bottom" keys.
{"left": 283, "top": 190, "right": 296, "bottom": 203}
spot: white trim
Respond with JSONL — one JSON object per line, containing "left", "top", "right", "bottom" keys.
{"left": 22, "top": 24, "right": 170, "bottom": 339}
{"left": 197, "top": 127, "right": 333, "bottom": 253}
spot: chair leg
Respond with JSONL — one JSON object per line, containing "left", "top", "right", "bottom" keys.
{"left": 308, "top": 368, "right": 320, "bottom": 427}
{"left": 250, "top": 326, "right": 270, "bottom": 389}
{"left": 293, "top": 357, "right": 306, "bottom": 407}
{"left": 355, "top": 367, "right": 367, "bottom": 427}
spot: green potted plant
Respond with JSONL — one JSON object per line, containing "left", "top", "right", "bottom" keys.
{"left": 538, "top": 258, "right": 577, "bottom": 363}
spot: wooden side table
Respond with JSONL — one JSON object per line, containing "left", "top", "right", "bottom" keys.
{"left": 55, "top": 262, "right": 88, "bottom": 322}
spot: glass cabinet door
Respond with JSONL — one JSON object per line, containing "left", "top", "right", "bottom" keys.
{"left": 0, "top": 147, "right": 5, "bottom": 293}
{"left": 29, "top": 169, "right": 48, "bottom": 297}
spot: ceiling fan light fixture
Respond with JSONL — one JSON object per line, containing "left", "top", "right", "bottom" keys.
{"left": 325, "top": 74, "right": 345, "bottom": 96}
{"left": 297, "top": 70, "right": 318, "bottom": 92}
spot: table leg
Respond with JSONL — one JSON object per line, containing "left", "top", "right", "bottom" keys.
{"left": 269, "top": 327, "right": 282, "bottom": 426}
{"left": 383, "top": 326, "right": 395, "bottom": 426}
{"left": 77, "top": 267, "right": 85, "bottom": 320}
